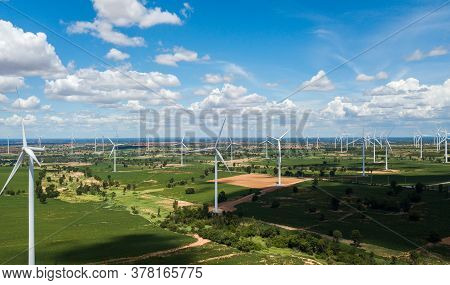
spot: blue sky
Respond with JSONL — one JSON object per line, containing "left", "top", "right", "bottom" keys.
{"left": 0, "top": 0, "right": 449, "bottom": 138}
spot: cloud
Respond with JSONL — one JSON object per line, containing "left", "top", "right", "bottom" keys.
{"left": 180, "top": 2, "right": 194, "bottom": 18}
{"left": 406, "top": 46, "right": 448, "bottom": 61}
{"left": 0, "top": 76, "right": 24, "bottom": 92}
{"left": 0, "top": 20, "right": 66, "bottom": 78}
{"left": 301, "top": 70, "right": 334, "bottom": 91}
{"left": 321, "top": 77, "right": 450, "bottom": 120}
{"left": 0, "top": 94, "right": 8, "bottom": 103}
{"left": 68, "top": 0, "right": 181, "bottom": 46}
{"left": 0, "top": 114, "right": 36, "bottom": 126}
{"left": 123, "top": 100, "right": 145, "bottom": 111}
{"left": 223, "top": 63, "right": 250, "bottom": 79}
{"left": 154, "top": 46, "right": 207, "bottom": 66}
{"left": 265, "top": 82, "right": 279, "bottom": 88}
{"left": 202, "top": 73, "right": 232, "bottom": 84}
{"left": 44, "top": 67, "right": 181, "bottom": 105}
{"left": 105, "top": 48, "right": 130, "bottom": 61}
{"left": 12, "top": 96, "right": 41, "bottom": 109}
{"left": 356, "top": 71, "right": 388, "bottom": 81}
{"left": 68, "top": 20, "right": 145, "bottom": 47}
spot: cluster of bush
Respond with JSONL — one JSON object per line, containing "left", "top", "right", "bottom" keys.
{"left": 76, "top": 183, "right": 106, "bottom": 197}
{"left": 166, "top": 178, "right": 187, "bottom": 188}
{"left": 160, "top": 206, "right": 386, "bottom": 264}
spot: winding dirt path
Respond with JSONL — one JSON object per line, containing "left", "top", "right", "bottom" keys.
{"left": 92, "top": 234, "right": 210, "bottom": 265}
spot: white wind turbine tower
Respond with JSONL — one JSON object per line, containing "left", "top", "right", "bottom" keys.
{"left": 270, "top": 130, "right": 289, "bottom": 186}
{"left": 438, "top": 129, "right": 448, "bottom": 163}
{"left": 173, "top": 136, "right": 188, "bottom": 166}
{"left": 108, "top": 137, "right": 124, "bottom": 172}
{"left": 0, "top": 121, "right": 45, "bottom": 265}
{"left": 348, "top": 130, "right": 367, "bottom": 176}
{"left": 316, "top": 135, "right": 320, "bottom": 149}
{"left": 306, "top": 136, "right": 309, "bottom": 149}
{"left": 70, "top": 133, "right": 75, "bottom": 155}
{"left": 102, "top": 136, "right": 105, "bottom": 153}
{"left": 7, "top": 136, "right": 10, "bottom": 154}
{"left": 371, "top": 131, "right": 382, "bottom": 163}
{"left": 191, "top": 118, "right": 230, "bottom": 213}
{"left": 383, "top": 134, "right": 393, "bottom": 170}
{"left": 260, "top": 137, "right": 273, "bottom": 159}
{"left": 226, "top": 137, "right": 239, "bottom": 161}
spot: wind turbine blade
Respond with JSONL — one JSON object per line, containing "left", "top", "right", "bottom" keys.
{"left": 216, "top": 149, "right": 230, "bottom": 172}
{"left": 386, "top": 140, "right": 392, "bottom": 152}
{"left": 279, "top": 130, "right": 289, "bottom": 140}
{"left": 27, "top": 146, "right": 45, "bottom": 152}
{"left": 107, "top": 137, "right": 114, "bottom": 145}
{"left": 225, "top": 144, "right": 232, "bottom": 151}
{"left": 215, "top": 118, "right": 227, "bottom": 148}
{"left": 0, "top": 151, "right": 25, "bottom": 196}
{"left": 24, "top": 147, "right": 41, "bottom": 167}
{"left": 21, "top": 121, "right": 27, "bottom": 147}
{"left": 181, "top": 143, "right": 187, "bottom": 148}
{"left": 109, "top": 146, "right": 115, "bottom": 157}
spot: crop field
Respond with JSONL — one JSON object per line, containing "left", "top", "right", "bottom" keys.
{"left": 235, "top": 181, "right": 450, "bottom": 257}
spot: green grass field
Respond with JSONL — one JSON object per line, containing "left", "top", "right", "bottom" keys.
{"left": 0, "top": 195, "right": 194, "bottom": 265}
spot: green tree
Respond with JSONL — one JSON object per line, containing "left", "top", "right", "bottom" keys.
{"left": 332, "top": 230, "right": 342, "bottom": 242}
{"left": 351, "top": 229, "right": 362, "bottom": 246}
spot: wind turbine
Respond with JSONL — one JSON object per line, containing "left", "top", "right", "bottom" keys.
{"left": 70, "top": 133, "right": 75, "bottom": 155}
{"left": 260, "top": 137, "right": 273, "bottom": 159}
{"left": 0, "top": 121, "right": 45, "bottom": 265}
{"left": 190, "top": 118, "right": 230, "bottom": 213}
{"left": 108, "top": 137, "right": 123, "bottom": 172}
{"left": 7, "top": 136, "right": 10, "bottom": 154}
{"left": 383, "top": 135, "right": 393, "bottom": 170}
{"left": 347, "top": 132, "right": 368, "bottom": 176}
{"left": 173, "top": 136, "right": 188, "bottom": 165}
{"left": 226, "top": 137, "right": 239, "bottom": 161}
{"left": 270, "top": 130, "right": 289, "bottom": 186}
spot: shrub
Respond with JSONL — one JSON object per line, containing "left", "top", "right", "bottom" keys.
{"left": 271, "top": 200, "right": 280, "bottom": 208}
{"left": 218, "top": 191, "right": 227, "bottom": 203}
{"left": 330, "top": 197, "right": 340, "bottom": 211}
{"left": 292, "top": 186, "right": 299, "bottom": 193}
{"left": 251, "top": 194, "right": 258, "bottom": 202}
{"left": 351, "top": 230, "right": 362, "bottom": 246}
{"left": 236, "top": 239, "right": 261, "bottom": 252}
{"left": 427, "top": 231, "right": 441, "bottom": 243}
{"left": 131, "top": 206, "right": 139, "bottom": 215}
{"left": 408, "top": 210, "right": 421, "bottom": 221}
{"left": 345, "top": 187, "right": 353, "bottom": 196}
{"left": 185, "top": 188, "right": 195, "bottom": 194}
{"left": 332, "top": 230, "right": 342, "bottom": 242}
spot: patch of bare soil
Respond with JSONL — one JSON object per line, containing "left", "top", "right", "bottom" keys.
{"left": 361, "top": 169, "right": 401, "bottom": 175}
{"left": 210, "top": 173, "right": 308, "bottom": 189}
{"left": 440, "top": 236, "right": 450, "bottom": 246}
{"left": 92, "top": 234, "right": 209, "bottom": 265}
{"left": 198, "top": 253, "right": 240, "bottom": 263}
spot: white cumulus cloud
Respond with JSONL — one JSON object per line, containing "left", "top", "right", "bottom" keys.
{"left": 0, "top": 20, "right": 66, "bottom": 78}
{"left": 105, "top": 48, "right": 130, "bottom": 61}
{"left": 301, "top": 70, "right": 334, "bottom": 91}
